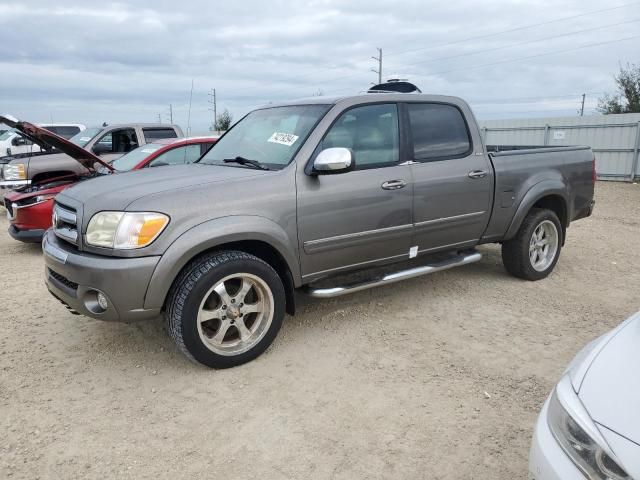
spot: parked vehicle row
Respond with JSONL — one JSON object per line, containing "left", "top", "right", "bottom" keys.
{"left": 1, "top": 118, "right": 216, "bottom": 242}
{"left": 0, "top": 120, "right": 183, "bottom": 199}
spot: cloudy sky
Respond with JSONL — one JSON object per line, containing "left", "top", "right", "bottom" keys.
{"left": 0, "top": 0, "right": 638, "bottom": 132}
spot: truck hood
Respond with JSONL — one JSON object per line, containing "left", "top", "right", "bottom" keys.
{"left": 60, "top": 163, "right": 270, "bottom": 210}
{"left": 0, "top": 114, "right": 113, "bottom": 173}
{"left": 577, "top": 312, "right": 640, "bottom": 446}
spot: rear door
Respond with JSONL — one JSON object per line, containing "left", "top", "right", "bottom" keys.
{"left": 405, "top": 102, "right": 493, "bottom": 253}
{"left": 296, "top": 103, "right": 414, "bottom": 280}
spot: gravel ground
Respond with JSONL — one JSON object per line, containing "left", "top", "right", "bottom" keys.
{"left": 1, "top": 181, "right": 639, "bottom": 479}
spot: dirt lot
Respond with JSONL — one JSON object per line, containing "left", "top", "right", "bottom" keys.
{"left": 1, "top": 181, "right": 639, "bottom": 479}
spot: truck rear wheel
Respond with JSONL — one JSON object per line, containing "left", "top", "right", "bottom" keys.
{"left": 166, "top": 251, "right": 286, "bottom": 368}
{"left": 501, "top": 208, "right": 562, "bottom": 281}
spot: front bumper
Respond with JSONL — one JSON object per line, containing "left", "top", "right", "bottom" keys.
{"left": 529, "top": 398, "right": 584, "bottom": 480}
{"left": 6, "top": 198, "right": 54, "bottom": 243}
{"left": 43, "top": 229, "right": 162, "bottom": 322}
{"left": 9, "top": 225, "right": 45, "bottom": 243}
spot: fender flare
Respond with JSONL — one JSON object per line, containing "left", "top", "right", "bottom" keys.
{"left": 504, "top": 179, "right": 570, "bottom": 241}
{"left": 143, "top": 216, "right": 300, "bottom": 309}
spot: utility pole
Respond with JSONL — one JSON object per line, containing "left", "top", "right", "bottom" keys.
{"left": 157, "top": 113, "right": 162, "bottom": 123}
{"left": 167, "top": 104, "right": 173, "bottom": 124}
{"left": 207, "top": 89, "right": 217, "bottom": 131}
{"left": 580, "top": 93, "right": 586, "bottom": 116}
{"left": 371, "top": 48, "right": 382, "bottom": 84}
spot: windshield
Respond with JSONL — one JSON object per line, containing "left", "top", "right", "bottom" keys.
{"left": 199, "top": 104, "right": 330, "bottom": 170}
{"left": 69, "top": 127, "right": 102, "bottom": 147}
{"left": 0, "top": 130, "right": 13, "bottom": 141}
{"left": 111, "top": 143, "right": 164, "bottom": 171}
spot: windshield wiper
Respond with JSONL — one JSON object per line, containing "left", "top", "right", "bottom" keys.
{"left": 223, "top": 156, "right": 270, "bottom": 170}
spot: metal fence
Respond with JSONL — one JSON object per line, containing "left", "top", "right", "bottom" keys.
{"left": 479, "top": 113, "right": 640, "bottom": 181}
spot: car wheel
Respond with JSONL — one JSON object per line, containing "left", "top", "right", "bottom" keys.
{"left": 166, "top": 251, "right": 286, "bottom": 368}
{"left": 502, "top": 208, "right": 562, "bottom": 281}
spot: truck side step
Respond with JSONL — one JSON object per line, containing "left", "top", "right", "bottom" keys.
{"left": 304, "top": 250, "right": 482, "bottom": 298}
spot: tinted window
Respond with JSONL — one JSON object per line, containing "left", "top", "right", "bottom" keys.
{"left": 143, "top": 128, "right": 178, "bottom": 141}
{"left": 149, "top": 144, "right": 202, "bottom": 167}
{"left": 408, "top": 103, "right": 471, "bottom": 161}
{"left": 322, "top": 103, "right": 399, "bottom": 170}
{"left": 45, "top": 126, "right": 81, "bottom": 139}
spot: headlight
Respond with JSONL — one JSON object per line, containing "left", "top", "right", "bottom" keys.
{"left": 548, "top": 376, "right": 630, "bottom": 480}
{"left": 3, "top": 163, "right": 26, "bottom": 180}
{"left": 86, "top": 211, "right": 169, "bottom": 249}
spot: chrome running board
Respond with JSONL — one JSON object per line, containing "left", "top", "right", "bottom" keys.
{"left": 305, "top": 250, "right": 482, "bottom": 298}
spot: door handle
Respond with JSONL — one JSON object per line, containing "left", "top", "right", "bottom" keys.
{"left": 381, "top": 179, "right": 407, "bottom": 190}
{"left": 468, "top": 170, "right": 488, "bottom": 179}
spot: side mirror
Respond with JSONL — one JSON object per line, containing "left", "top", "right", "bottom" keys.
{"left": 312, "top": 147, "right": 354, "bottom": 175}
{"left": 12, "top": 136, "right": 26, "bottom": 147}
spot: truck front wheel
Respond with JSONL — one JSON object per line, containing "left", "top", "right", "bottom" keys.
{"left": 501, "top": 208, "right": 562, "bottom": 281}
{"left": 166, "top": 251, "right": 286, "bottom": 368}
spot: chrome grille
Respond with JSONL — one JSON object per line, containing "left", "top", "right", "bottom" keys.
{"left": 53, "top": 202, "right": 79, "bottom": 246}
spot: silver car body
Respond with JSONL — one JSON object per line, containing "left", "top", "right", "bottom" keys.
{"left": 529, "top": 311, "right": 640, "bottom": 479}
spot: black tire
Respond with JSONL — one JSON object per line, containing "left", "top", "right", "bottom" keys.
{"left": 166, "top": 250, "right": 286, "bottom": 368}
{"left": 501, "top": 208, "right": 563, "bottom": 281}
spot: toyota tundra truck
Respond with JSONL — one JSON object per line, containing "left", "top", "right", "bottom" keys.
{"left": 42, "top": 86, "right": 596, "bottom": 368}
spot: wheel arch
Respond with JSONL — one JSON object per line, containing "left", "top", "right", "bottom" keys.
{"left": 505, "top": 181, "right": 570, "bottom": 243}
{"left": 144, "top": 216, "right": 300, "bottom": 316}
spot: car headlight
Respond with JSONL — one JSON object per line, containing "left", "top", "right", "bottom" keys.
{"left": 548, "top": 375, "right": 630, "bottom": 480}
{"left": 86, "top": 211, "right": 169, "bottom": 249}
{"left": 3, "top": 163, "right": 26, "bottom": 180}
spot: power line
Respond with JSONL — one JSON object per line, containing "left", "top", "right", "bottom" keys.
{"left": 263, "top": 1, "right": 640, "bottom": 98}
{"left": 420, "top": 34, "right": 640, "bottom": 77}
{"left": 385, "top": 18, "right": 640, "bottom": 72}
{"left": 386, "top": 1, "right": 640, "bottom": 58}
{"left": 266, "top": 25, "right": 638, "bottom": 101}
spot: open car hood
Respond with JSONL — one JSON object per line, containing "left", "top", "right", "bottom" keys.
{"left": 0, "top": 114, "right": 113, "bottom": 173}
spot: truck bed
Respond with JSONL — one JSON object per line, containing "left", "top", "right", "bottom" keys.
{"left": 480, "top": 144, "right": 595, "bottom": 243}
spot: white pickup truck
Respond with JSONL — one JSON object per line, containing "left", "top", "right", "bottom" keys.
{"left": 0, "top": 123, "right": 86, "bottom": 159}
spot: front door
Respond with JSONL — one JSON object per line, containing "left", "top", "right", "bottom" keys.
{"left": 297, "top": 103, "right": 413, "bottom": 281}
{"left": 405, "top": 102, "right": 493, "bottom": 253}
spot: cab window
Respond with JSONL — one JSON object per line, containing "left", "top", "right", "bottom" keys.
{"left": 321, "top": 103, "right": 399, "bottom": 170}
{"left": 93, "top": 128, "right": 139, "bottom": 154}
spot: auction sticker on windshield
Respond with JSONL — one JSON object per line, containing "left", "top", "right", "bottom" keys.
{"left": 268, "top": 132, "right": 299, "bottom": 147}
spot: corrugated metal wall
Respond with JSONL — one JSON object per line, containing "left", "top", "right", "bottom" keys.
{"left": 478, "top": 113, "right": 640, "bottom": 181}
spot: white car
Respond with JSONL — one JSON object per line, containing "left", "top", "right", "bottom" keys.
{"left": 529, "top": 311, "right": 640, "bottom": 479}
{"left": 0, "top": 123, "right": 86, "bottom": 158}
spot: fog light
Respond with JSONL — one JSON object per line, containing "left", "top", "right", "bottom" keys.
{"left": 97, "top": 292, "right": 108, "bottom": 310}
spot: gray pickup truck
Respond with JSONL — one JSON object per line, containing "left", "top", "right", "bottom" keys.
{"left": 43, "top": 90, "right": 595, "bottom": 368}
{"left": 0, "top": 122, "right": 183, "bottom": 193}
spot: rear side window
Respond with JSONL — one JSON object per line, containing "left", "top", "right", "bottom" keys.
{"left": 143, "top": 128, "right": 178, "bottom": 141}
{"left": 408, "top": 103, "right": 471, "bottom": 161}
{"left": 45, "top": 126, "right": 81, "bottom": 139}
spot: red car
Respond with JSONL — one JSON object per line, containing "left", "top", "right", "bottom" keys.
{"left": 4, "top": 124, "right": 217, "bottom": 243}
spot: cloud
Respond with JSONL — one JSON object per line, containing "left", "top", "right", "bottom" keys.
{"left": 0, "top": 0, "right": 637, "bottom": 130}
